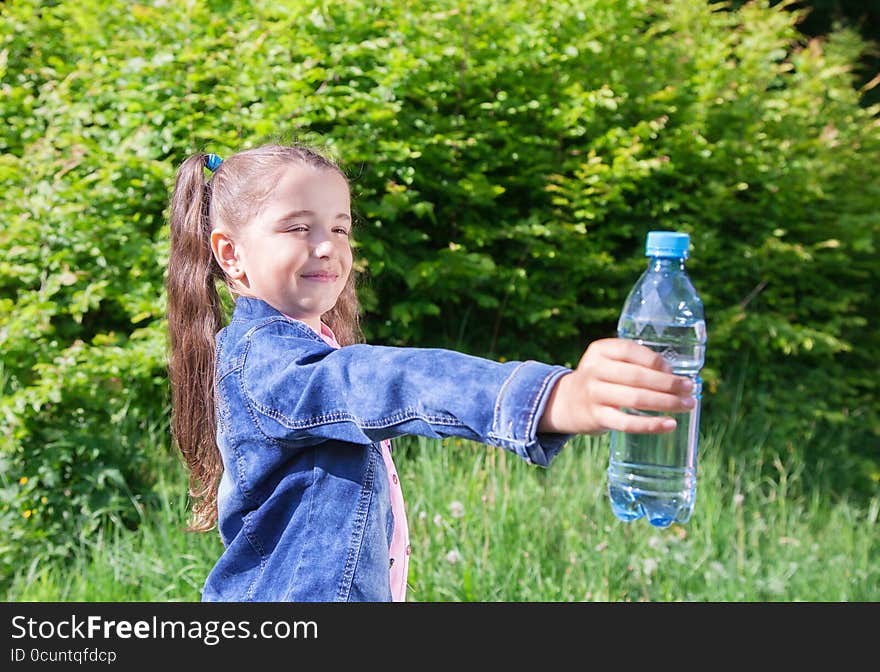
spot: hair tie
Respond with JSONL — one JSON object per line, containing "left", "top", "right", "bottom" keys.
{"left": 205, "top": 153, "right": 223, "bottom": 172}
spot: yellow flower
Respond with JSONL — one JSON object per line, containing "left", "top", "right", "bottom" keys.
{"left": 40, "top": 497, "right": 48, "bottom": 504}
{"left": 18, "top": 476, "right": 28, "bottom": 485}
{"left": 23, "top": 510, "right": 32, "bottom": 518}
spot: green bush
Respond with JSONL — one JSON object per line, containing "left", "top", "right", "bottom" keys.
{"left": 1, "top": 0, "right": 877, "bottom": 585}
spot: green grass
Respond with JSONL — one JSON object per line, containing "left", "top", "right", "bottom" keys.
{"left": 5, "top": 415, "right": 878, "bottom": 602}
{"left": 6, "top": 457, "right": 219, "bottom": 602}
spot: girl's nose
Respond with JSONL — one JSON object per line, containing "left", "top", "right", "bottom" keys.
{"left": 313, "top": 239, "right": 334, "bottom": 259}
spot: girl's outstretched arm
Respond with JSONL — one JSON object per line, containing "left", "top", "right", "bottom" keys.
{"left": 233, "top": 316, "right": 572, "bottom": 466}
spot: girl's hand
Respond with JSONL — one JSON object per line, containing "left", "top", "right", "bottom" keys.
{"left": 537, "top": 338, "right": 695, "bottom": 435}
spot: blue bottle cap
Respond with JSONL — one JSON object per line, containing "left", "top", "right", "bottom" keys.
{"left": 646, "top": 231, "right": 690, "bottom": 259}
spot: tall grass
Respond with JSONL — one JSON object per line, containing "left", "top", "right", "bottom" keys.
{"left": 6, "top": 413, "right": 877, "bottom": 602}
{"left": 6, "top": 449, "right": 219, "bottom": 602}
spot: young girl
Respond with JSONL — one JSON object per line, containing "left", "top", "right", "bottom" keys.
{"left": 166, "top": 143, "right": 695, "bottom": 602}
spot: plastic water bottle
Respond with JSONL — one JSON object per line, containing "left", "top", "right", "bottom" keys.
{"left": 607, "top": 231, "right": 706, "bottom": 528}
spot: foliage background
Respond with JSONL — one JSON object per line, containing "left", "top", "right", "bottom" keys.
{"left": 1, "top": 0, "right": 877, "bottom": 591}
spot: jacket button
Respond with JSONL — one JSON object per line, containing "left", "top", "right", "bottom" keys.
{"left": 392, "top": 473, "right": 398, "bottom": 485}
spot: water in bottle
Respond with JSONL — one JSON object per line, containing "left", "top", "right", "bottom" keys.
{"left": 607, "top": 231, "right": 706, "bottom": 528}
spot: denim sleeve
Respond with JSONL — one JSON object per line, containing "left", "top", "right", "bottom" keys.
{"left": 240, "top": 325, "right": 573, "bottom": 467}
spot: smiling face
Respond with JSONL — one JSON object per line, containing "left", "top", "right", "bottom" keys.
{"left": 210, "top": 164, "right": 353, "bottom": 333}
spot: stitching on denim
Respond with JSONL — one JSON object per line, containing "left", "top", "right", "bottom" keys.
{"left": 492, "top": 361, "right": 526, "bottom": 439}
{"left": 217, "top": 344, "right": 247, "bottom": 382}
{"left": 226, "top": 425, "right": 256, "bottom": 509}
{"left": 235, "top": 342, "right": 256, "bottom": 504}
{"left": 217, "top": 364, "right": 239, "bottom": 384}
{"left": 216, "top": 391, "right": 229, "bottom": 433}
{"left": 242, "top": 316, "right": 286, "bottom": 339}
{"left": 526, "top": 364, "right": 557, "bottom": 446}
{"left": 336, "top": 444, "right": 376, "bottom": 602}
{"left": 215, "top": 329, "right": 228, "bottom": 377}
{"left": 486, "top": 432, "right": 519, "bottom": 450}
{"left": 246, "top": 315, "right": 326, "bottom": 345}
{"left": 216, "top": 356, "right": 260, "bottom": 509}
{"left": 284, "top": 446, "right": 317, "bottom": 602}
{"left": 244, "top": 392, "right": 466, "bottom": 433}
{"left": 232, "top": 339, "right": 276, "bottom": 507}
{"left": 241, "top": 510, "right": 267, "bottom": 601}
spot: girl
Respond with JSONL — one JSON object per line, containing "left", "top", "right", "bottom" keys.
{"left": 166, "top": 143, "right": 695, "bottom": 602}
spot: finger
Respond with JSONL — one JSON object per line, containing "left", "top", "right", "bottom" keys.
{"left": 595, "top": 406, "right": 678, "bottom": 434}
{"left": 592, "top": 359, "right": 694, "bottom": 395}
{"left": 589, "top": 338, "right": 672, "bottom": 372}
{"left": 592, "top": 380, "right": 695, "bottom": 413}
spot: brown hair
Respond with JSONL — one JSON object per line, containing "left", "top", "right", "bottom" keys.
{"left": 166, "top": 143, "right": 363, "bottom": 531}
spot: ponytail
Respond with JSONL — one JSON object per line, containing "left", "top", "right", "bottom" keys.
{"left": 166, "top": 153, "right": 224, "bottom": 532}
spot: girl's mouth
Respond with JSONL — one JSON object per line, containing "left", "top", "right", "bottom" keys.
{"left": 301, "top": 272, "right": 338, "bottom": 283}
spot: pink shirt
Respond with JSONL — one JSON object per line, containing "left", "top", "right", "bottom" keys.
{"left": 314, "top": 321, "right": 410, "bottom": 601}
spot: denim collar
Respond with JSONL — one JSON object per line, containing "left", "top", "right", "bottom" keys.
{"left": 230, "top": 295, "right": 325, "bottom": 344}
{"left": 230, "top": 295, "right": 284, "bottom": 321}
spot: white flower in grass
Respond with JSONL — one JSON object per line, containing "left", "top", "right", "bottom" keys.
{"left": 766, "top": 576, "right": 786, "bottom": 595}
{"left": 433, "top": 514, "right": 443, "bottom": 526}
{"left": 708, "top": 561, "right": 728, "bottom": 579}
{"left": 450, "top": 500, "right": 465, "bottom": 518}
{"left": 648, "top": 535, "right": 671, "bottom": 554}
{"left": 445, "top": 549, "right": 462, "bottom": 564}
{"left": 643, "top": 558, "right": 659, "bottom": 577}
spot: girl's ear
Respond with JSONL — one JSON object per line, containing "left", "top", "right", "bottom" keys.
{"left": 210, "top": 230, "right": 245, "bottom": 281}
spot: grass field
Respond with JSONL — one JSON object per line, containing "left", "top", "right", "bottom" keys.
{"left": 5, "top": 412, "right": 878, "bottom": 602}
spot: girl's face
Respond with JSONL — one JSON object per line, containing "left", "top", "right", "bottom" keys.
{"left": 218, "top": 164, "right": 353, "bottom": 332}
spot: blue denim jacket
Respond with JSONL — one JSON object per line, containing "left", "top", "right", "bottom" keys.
{"left": 201, "top": 296, "right": 572, "bottom": 602}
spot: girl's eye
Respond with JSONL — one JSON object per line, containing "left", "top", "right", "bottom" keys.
{"left": 334, "top": 228, "right": 351, "bottom": 236}
{"left": 288, "top": 225, "right": 309, "bottom": 232}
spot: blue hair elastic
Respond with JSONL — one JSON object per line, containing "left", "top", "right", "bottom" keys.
{"left": 205, "top": 153, "right": 223, "bottom": 172}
